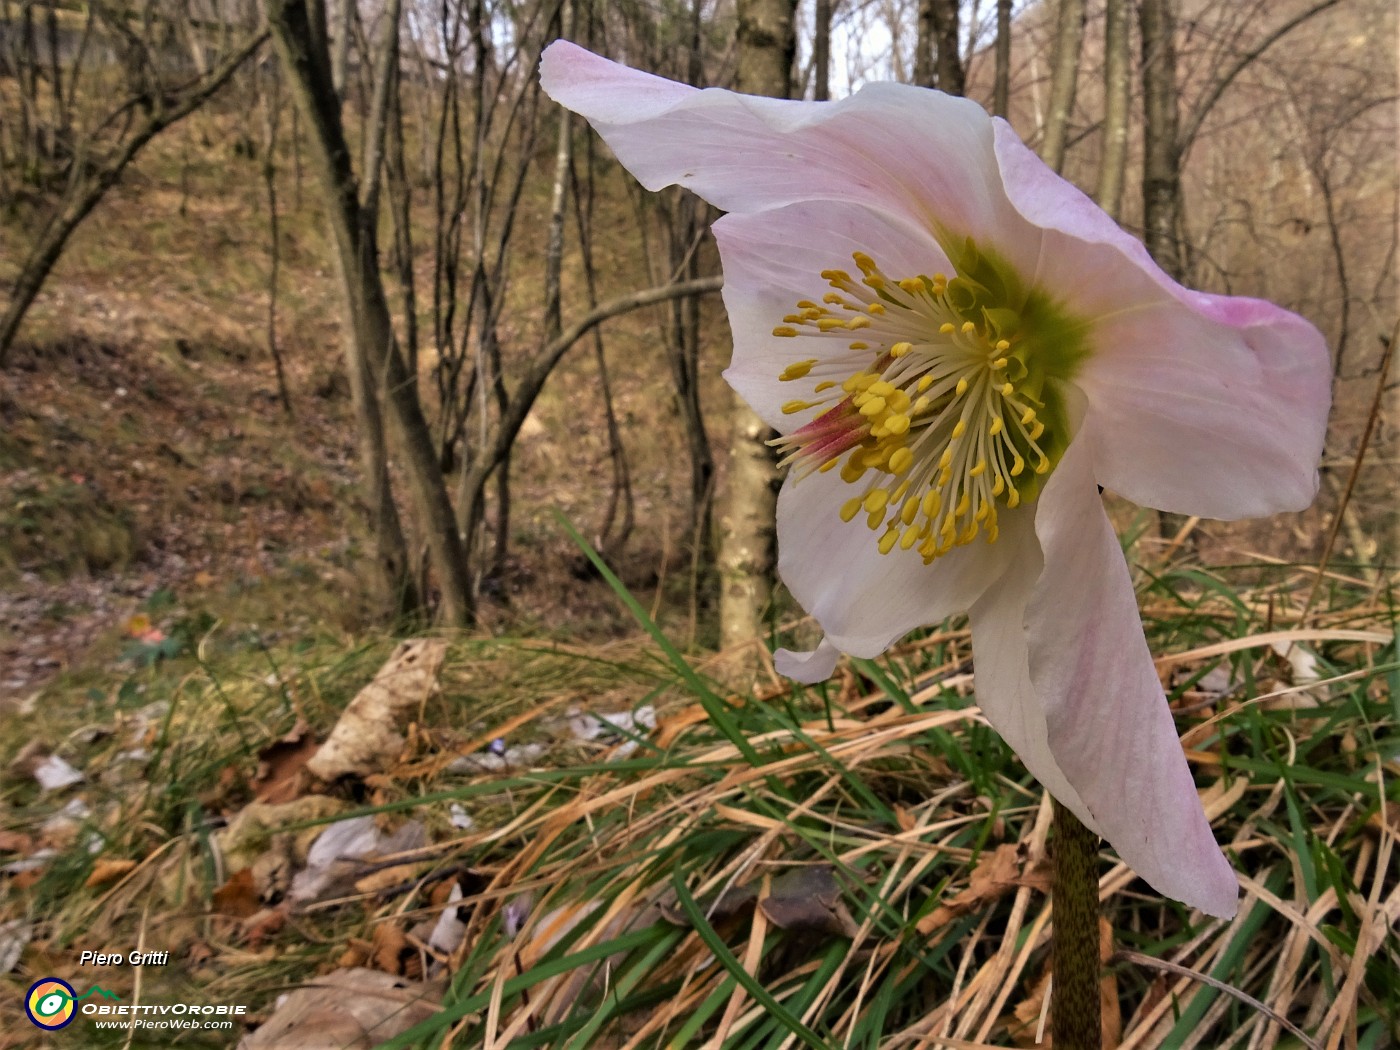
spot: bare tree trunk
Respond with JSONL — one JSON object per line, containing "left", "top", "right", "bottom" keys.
{"left": 993, "top": 0, "right": 1012, "bottom": 117}
{"left": 1096, "top": 0, "right": 1129, "bottom": 218}
{"left": 267, "top": 0, "right": 474, "bottom": 625}
{"left": 915, "top": 0, "right": 936, "bottom": 88}
{"left": 1040, "top": 0, "right": 1086, "bottom": 171}
{"left": 1140, "top": 0, "right": 1183, "bottom": 280}
{"left": 930, "top": 0, "right": 965, "bottom": 96}
{"left": 813, "top": 0, "right": 832, "bottom": 101}
{"left": 722, "top": 0, "right": 795, "bottom": 658}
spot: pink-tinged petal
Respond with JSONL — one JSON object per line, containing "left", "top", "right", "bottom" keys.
{"left": 967, "top": 507, "right": 1094, "bottom": 822}
{"left": 1027, "top": 415, "right": 1239, "bottom": 917}
{"left": 774, "top": 637, "right": 840, "bottom": 683}
{"left": 540, "top": 42, "right": 1037, "bottom": 274}
{"left": 777, "top": 466, "right": 1016, "bottom": 667}
{"left": 1078, "top": 295, "right": 1328, "bottom": 518}
{"left": 990, "top": 123, "right": 1329, "bottom": 519}
{"left": 713, "top": 201, "right": 954, "bottom": 431}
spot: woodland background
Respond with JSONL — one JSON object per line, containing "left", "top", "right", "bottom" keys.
{"left": 0, "top": 0, "right": 1396, "bottom": 1047}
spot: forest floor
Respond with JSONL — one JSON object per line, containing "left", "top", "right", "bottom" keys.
{"left": 0, "top": 97, "right": 1396, "bottom": 1049}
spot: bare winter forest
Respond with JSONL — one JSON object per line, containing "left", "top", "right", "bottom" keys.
{"left": 0, "top": 0, "right": 1397, "bottom": 1046}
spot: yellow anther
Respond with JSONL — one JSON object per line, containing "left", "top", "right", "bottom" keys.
{"left": 992, "top": 357, "right": 1009, "bottom": 369}
{"left": 975, "top": 501, "right": 990, "bottom": 523}
{"left": 938, "top": 467, "right": 952, "bottom": 486}
{"left": 814, "top": 380, "right": 836, "bottom": 392}
{"left": 900, "top": 526, "right": 921, "bottom": 550}
{"left": 991, "top": 475, "right": 1005, "bottom": 496}
{"left": 780, "top": 359, "right": 818, "bottom": 381}
{"left": 840, "top": 496, "right": 863, "bottom": 522}
{"left": 1001, "top": 382, "right": 1014, "bottom": 396}
{"left": 868, "top": 302, "right": 886, "bottom": 315}
{"left": 819, "top": 458, "right": 839, "bottom": 472}
{"left": 841, "top": 458, "right": 866, "bottom": 484}
{"left": 849, "top": 341, "right": 869, "bottom": 350}
{"left": 848, "top": 315, "right": 872, "bottom": 330}
{"left": 951, "top": 419, "right": 967, "bottom": 439}
{"left": 989, "top": 417, "right": 1004, "bottom": 436}
{"left": 1030, "top": 420, "right": 1046, "bottom": 440}
{"left": 866, "top": 510, "right": 885, "bottom": 531}
{"left": 1010, "top": 454, "right": 1025, "bottom": 476}
{"left": 932, "top": 272, "right": 947, "bottom": 285}
{"left": 782, "top": 399, "right": 812, "bottom": 414}
{"left": 996, "top": 339, "right": 1011, "bottom": 351}
{"left": 1021, "top": 407, "right": 1037, "bottom": 425}
{"left": 817, "top": 318, "right": 847, "bottom": 332}
{"left": 869, "top": 380, "right": 896, "bottom": 398}
{"left": 956, "top": 377, "right": 969, "bottom": 397}
{"left": 823, "top": 292, "right": 845, "bottom": 305}
{"left": 890, "top": 341, "right": 913, "bottom": 357}
{"left": 921, "top": 490, "right": 942, "bottom": 517}
{"left": 859, "top": 396, "right": 886, "bottom": 418}
{"left": 941, "top": 517, "right": 958, "bottom": 541}
{"left": 1035, "top": 451, "right": 1050, "bottom": 474}
{"left": 912, "top": 396, "right": 930, "bottom": 413}
{"left": 898, "top": 277, "right": 924, "bottom": 294}
{"left": 773, "top": 326, "right": 798, "bottom": 337}
{"left": 961, "top": 321, "right": 976, "bottom": 334}
{"left": 888, "top": 447, "right": 914, "bottom": 474}
{"left": 802, "top": 308, "right": 824, "bottom": 319}
{"left": 900, "top": 499, "right": 919, "bottom": 526}
{"left": 797, "top": 300, "right": 821, "bottom": 310}
{"left": 954, "top": 493, "right": 971, "bottom": 517}
{"left": 864, "top": 488, "right": 890, "bottom": 514}
{"left": 969, "top": 460, "right": 987, "bottom": 478}
{"left": 917, "top": 375, "right": 934, "bottom": 392}
{"left": 938, "top": 447, "right": 954, "bottom": 470}
{"left": 986, "top": 524, "right": 999, "bottom": 543}
{"left": 821, "top": 269, "right": 851, "bottom": 282}
{"left": 852, "top": 251, "right": 876, "bottom": 272}
{"left": 1007, "top": 489, "right": 1021, "bottom": 508}
{"left": 784, "top": 314, "right": 804, "bottom": 323}
{"left": 885, "top": 414, "right": 910, "bottom": 436}
{"left": 940, "top": 322, "right": 956, "bottom": 334}
{"left": 878, "top": 528, "right": 900, "bottom": 555}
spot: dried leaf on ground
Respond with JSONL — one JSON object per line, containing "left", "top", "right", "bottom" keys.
{"left": 251, "top": 721, "right": 319, "bottom": 804}
{"left": 237, "top": 967, "right": 439, "bottom": 1049}
{"left": 758, "top": 866, "right": 860, "bottom": 939}
{"left": 307, "top": 639, "right": 448, "bottom": 781}
{"left": 0, "top": 920, "right": 31, "bottom": 973}
{"left": 9, "top": 742, "right": 85, "bottom": 791}
{"left": 288, "top": 816, "right": 426, "bottom": 905}
{"left": 918, "top": 843, "right": 1050, "bottom": 934}
{"left": 84, "top": 858, "right": 138, "bottom": 888}
{"left": 212, "top": 869, "right": 262, "bottom": 919}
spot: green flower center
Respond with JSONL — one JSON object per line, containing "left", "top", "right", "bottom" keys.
{"left": 771, "top": 239, "right": 1089, "bottom": 563}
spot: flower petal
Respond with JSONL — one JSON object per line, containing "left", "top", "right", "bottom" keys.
{"left": 774, "top": 637, "right": 841, "bottom": 683}
{"left": 713, "top": 201, "right": 955, "bottom": 431}
{"left": 777, "top": 465, "right": 1016, "bottom": 669}
{"left": 540, "top": 42, "right": 1036, "bottom": 274}
{"left": 991, "top": 123, "right": 1329, "bottom": 519}
{"left": 1027, "top": 413, "right": 1238, "bottom": 917}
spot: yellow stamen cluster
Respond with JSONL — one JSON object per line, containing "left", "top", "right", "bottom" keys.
{"left": 772, "top": 250, "right": 1057, "bottom": 563}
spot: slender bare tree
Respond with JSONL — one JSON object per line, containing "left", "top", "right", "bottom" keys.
{"left": 720, "top": 0, "right": 797, "bottom": 657}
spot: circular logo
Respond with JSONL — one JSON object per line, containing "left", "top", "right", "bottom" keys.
{"left": 26, "top": 977, "right": 77, "bottom": 1030}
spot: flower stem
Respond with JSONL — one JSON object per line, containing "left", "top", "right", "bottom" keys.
{"left": 1052, "top": 797, "right": 1101, "bottom": 1049}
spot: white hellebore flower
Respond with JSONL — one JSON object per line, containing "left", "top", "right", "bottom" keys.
{"left": 541, "top": 42, "right": 1330, "bottom": 918}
